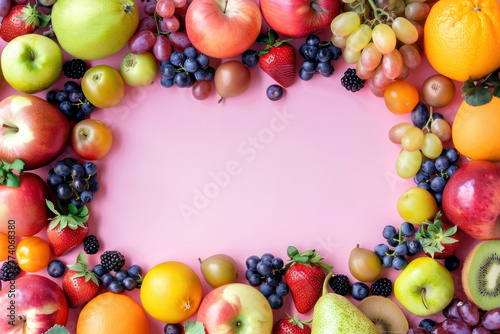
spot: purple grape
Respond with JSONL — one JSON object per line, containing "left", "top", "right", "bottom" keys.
{"left": 137, "top": 16, "right": 157, "bottom": 33}
{"left": 443, "top": 298, "right": 462, "bottom": 319}
{"left": 128, "top": 30, "right": 156, "bottom": 54}
{"left": 457, "top": 300, "right": 480, "bottom": 326}
{"left": 482, "top": 308, "right": 500, "bottom": 330}
{"left": 153, "top": 35, "right": 172, "bottom": 62}
{"left": 472, "top": 327, "right": 491, "bottom": 334}
{"left": 431, "top": 323, "right": 448, "bottom": 334}
{"left": 168, "top": 31, "right": 192, "bottom": 51}
{"left": 143, "top": 1, "right": 156, "bottom": 15}
{"left": 408, "top": 328, "right": 429, "bottom": 334}
{"left": 441, "top": 319, "right": 472, "bottom": 334}
{"left": 0, "top": 0, "right": 11, "bottom": 17}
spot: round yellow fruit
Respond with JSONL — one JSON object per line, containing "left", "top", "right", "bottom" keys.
{"left": 140, "top": 261, "right": 203, "bottom": 323}
{"left": 51, "top": 0, "right": 139, "bottom": 60}
{"left": 397, "top": 187, "right": 438, "bottom": 224}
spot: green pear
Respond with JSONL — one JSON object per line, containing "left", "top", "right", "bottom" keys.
{"left": 312, "top": 272, "right": 378, "bottom": 334}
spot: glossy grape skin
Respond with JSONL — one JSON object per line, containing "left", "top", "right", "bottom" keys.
{"left": 411, "top": 102, "right": 430, "bottom": 129}
{"left": 405, "top": 2, "right": 430, "bottom": 21}
{"left": 382, "top": 49, "right": 404, "bottom": 79}
{"left": 392, "top": 0, "right": 406, "bottom": 16}
{"left": 168, "top": 31, "right": 192, "bottom": 51}
{"left": 482, "top": 308, "right": 500, "bottom": 330}
{"left": 137, "top": 16, "right": 157, "bottom": 33}
{"left": 441, "top": 319, "right": 472, "bottom": 334}
{"left": 392, "top": 17, "right": 419, "bottom": 44}
{"left": 156, "top": 0, "right": 175, "bottom": 19}
{"left": 396, "top": 149, "right": 422, "bottom": 178}
{"left": 160, "top": 16, "right": 180, "bottom": 33}
{"left": 356, "top": 59, "right": 374, "bottom": 80}
{"left": 346, "top": 24, "right": 372, "bottom": 53}
{"left": 330, "top": 12, "right": 360, "bottom": 37}
{"left": 360, "top": 43, "right": 383, "bottom": 71}
{"left": 400, "top": 44, "right": 421, "bottom": 69}
{"left": 431, "top": 119, "right": 452, "bottom": 143}
{"left": 421, "top": 133, "right": 443, "bottom": 159}
{"left": 408, "top": 328, "right": 428, "bottom": 334}
{"left": 143, "top": 1, "right": 156, "bottom": 15}
{"left": 367, "top": 76, "right": 386, "bottom": 97}
{"left": 457, "top": 300, "right": 480, "bottom": 327}
{"left": 128, "top": 31, "right": 155, "bottom": 54}
{"left": 192, "top": 81, "right": 211, "bottom": 101}
{"left": 173, "top": 0, "right": 186, "bottom": 7}
{"left": 395, "top": 65, "right": 410, "bottom": 81}
{"left": 401, "top": 127, "right": 424, "bottom": 152}
{"left": 153, "top": 35, "right": 173, "bottom": 62}
{"left": 214, "top": 61, "right": 251, "bottom": 101}
{"left": 372, "top": 23, "right": 396, "bottom": 54}
{"left": 371, "top": 65, "right": 392, "bottom": 90}
{"left": 343, "top": 48, "right": 361, "bottom": 64}
{"left": 331, "top": 35, "right": 347, "bottom": 48}
{"left": 472, "top": 326, "right": 491, "bottom": 334}
{"left": 431, "top": 323, "right": 448, "bottom": 334}
{"left": 409, "top": 20, "right": 424, "bottom": 40}
{"left": 389, "top": 123, "right": 414, "bottom": 144}
{"left": 374, "top": 0, "right": 395, "bottom": 10}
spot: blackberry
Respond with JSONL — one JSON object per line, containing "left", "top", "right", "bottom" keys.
{"left": 341, "top": 68, "right": 365, "bottom": 92}
{"left": 328, "top": 274, "right": 350, "bottom": 296}
{"left": 63, "top": 59, "right": 87, "bottom": 79}
{"left": 83, "top": 235, "right": 100, "bottom": 255}
{"left": 100, "top": 251, "right": 125, "bottom": 272}
{"left": 370, "top": 278, "right": 393, "bottom": 297}
{"left": 0, "top": 261, "right": 21, "bottom": 281}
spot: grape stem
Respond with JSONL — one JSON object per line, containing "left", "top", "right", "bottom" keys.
{"left": 422, "top": 106, "right": 434, "bottom": 132}
{"left": 365, "top": 0, "right": 395, "bottom": 26}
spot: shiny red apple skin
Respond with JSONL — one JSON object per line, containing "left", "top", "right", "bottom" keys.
{"left": 260, "top": 0, "right": 342, "bottom": 38}
{"left": 442, "top": 161, "right": 500, "bottom": 240}
{"left": 0, "top": 173, "right": 48, "bottom": 237}
{"left": 0, "top": 275, "right": 68, "bottom": 334}
{"left": 0, "top": 94, "right": 70, "bottom": 170}
{"left": 186, "top": 0, "right": 262, "bottom": 59}
{"left": 197, "top": 283, "right": 273, "bottom": 333}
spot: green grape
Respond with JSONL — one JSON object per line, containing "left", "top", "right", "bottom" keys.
{"left": 331, "top": 34, "right": 347, "bottom": 48}
{"left": 343, "top": 48, "right": 361, "bottom": 64}
{"left": 392, "top": 17, "right": 419, "bottom": 44}
{"left": 331, "top": 12, "right": 361, "bottom": 37}
{"left": 346, "top": 24, "right": 372, "bottom": 53}
{"left": 421, "top": 133, "right": 443, "bottom": 159}
{"left": 396, "top": 149, "right": 422, "bottom": 179}
{"left": 360, "top": 42, "right": 383, "bottom": 71}
{"left": 401, "top": 126, "right": 424, "bottom": 152}
{"left": 393, "top": 0, "right": 406, "bottom": 16}
{"left": 372, "top": 24, "right": 396, "bottom": 54}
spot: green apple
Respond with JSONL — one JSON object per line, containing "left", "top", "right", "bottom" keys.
{"left": 394, "top": 257, "right": 454, "bottom": 316}
{"left": 1, "top": 34, "right": 62, "bottom": 94}
{"left": 120, "top": 52, "right": 158, "bottom": 87}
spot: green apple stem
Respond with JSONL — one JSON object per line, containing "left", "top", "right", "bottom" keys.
{"left": 323, "top": 272, "right": 333, "bottom": 296}
{"left": 421, "top": 288, "right": 429, "bottom": 310}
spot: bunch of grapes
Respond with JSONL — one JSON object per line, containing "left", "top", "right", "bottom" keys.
{"left": 408, "top": 300, "right": 500, "bottom": 333}
{"left": 245, "top": 253, "right": 289, "bottom": 310}
{"left": 46, "top": 81, "right": 95, "bottom": 122}
{"left": 331, "top": 0, "right": 429, "bottom": 95}
{"left": 47, "top": 158, "right": 99, "bottom": 208}
{"left": 129, "top": 0, "right": 192, "bottom": 62}
{"left": 159, "top": 47, "right": 215, "bottom": 100}
{"left": 298, "top": 34, "right": 342, "bottom": 81}
{"left": 374, "top": 222, "right": 422, "bottom": 270}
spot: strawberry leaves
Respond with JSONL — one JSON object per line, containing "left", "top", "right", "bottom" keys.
{"left": 286, "top": 246, "right": 333, "bottom": 271}
{"left": 415, "top": 211, "right": 458, "bottom": 258}
{"left": 46, "top": 199, "right": 89, "bottom": 231}
{"left": 18, "top": 3, "right": 50, "bottom": 29}
{"left": 184, "top": 321, "right": 206, "bottom": 334}
{"left": 286, "top": 313, "right": 312, "bottom": 329}
{"left": 462, "top": 69, "right": 500, "bottom": 106}
{"left": 0, "top": 159, "right": 25, "bottom": 187}
{"left": 257, "top": 28, "right": 293, "bottom": 56}
{"left": 67, "top": 251, "right": 99, "bottom": 286}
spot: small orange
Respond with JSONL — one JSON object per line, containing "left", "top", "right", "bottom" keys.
{"left": 16, "top": 236, "right": 51, "bottom": 272}
{"left": 0, "top": 232, "right": 9, "bottom": 261}
{"left": 77, "top": 292, "right": 150, "bottom": 334}
{"left": 384, "top": 81, "right": 419, "bottom": 114}
{"left": 452, "top": 96, "right": 500, "bottom": 162}
{"left": 424, "top": 0, "right": 500, "bottom": 81}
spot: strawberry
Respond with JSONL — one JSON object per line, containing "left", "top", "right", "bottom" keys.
{"left": 416, "top": 211, "right": 460, "bottom": 259}
{"left": 272, "top": 313, "right": 312, "bottom": 334}
{"left": 62, "top": 251, "right": 100, "bottom": 308}
{"left": 258, "top": 28, "right": 296, "bottom": 88}
{"left": 285, "top": 246, "right": 333, "bottom": 314}
{"left": 0, "top": 4, "right": 50, "bottom": 42}
{"left": 46, "top": 200, "right": 89, "bottom": 256}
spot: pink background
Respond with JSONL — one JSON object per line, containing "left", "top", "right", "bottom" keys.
{"left": 0, "top": 5, "right": 480, "bottom": 333}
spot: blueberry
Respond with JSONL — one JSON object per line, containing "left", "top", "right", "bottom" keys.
{"left": 169, "top": 51, "right": 185, "bottom": 66}
{"left": 445, "top": 165, "right": 459, "bottom": 179}
{"left": 70, "top": 198, "right": 84, "bottom": 208}
{"left": 248, "top": 273, "right": 262, "bottom": 287}
{"left": 194, "top": 69, "right": 207, "bottom": 81}
{"left": 184, "top": 58, "right": 198, "bottom": 73}
{"left": 83, "top": 162, "right": 97, "bottom": 176}
{"left": 47, "top": 260, "right": 65, "bottom": 278}
{"left": 195, "top": 53, "right": 210, "bottom": 69}
{"left": 108, "top": 281, "right": 125, "bottom": 294}
{"left": 266, "top": 274, "right": 280, "bottom": 287}
{"left": 299, "top": 44, "right": 308, "bottom": 58}
{"left": 74, "top": 110, "right": 86, "bottom": 122}
{"left": 259, "top": 283, "right": 274, "bottom": 297}
{"left": 174, "top": 72, "right": 190, "bottom": 88}
{"left": 71, "top": 165, "right": 85, "bottom": 178}
{"left": 80, "top": 190, "right": 94, "bottom": 203}
{"left": 382, "top": 225, "right": 398, "bottom": 240}
{"left": 164, "top": 324, "right": 183, "bottom": 334}
{"left": 47, "top": 174, "right": 64, "bottom": 189}
{"left": 57, "top": 183, "right": 73, "bottom": 200}
{"left": 88, "top": 180, "right": 100, "bottom": 193}
{"left": 245, "top": 269, "right": 258, "bottom": 280}
{"left": 299, "top": 68, "right": 314, "bottom": 81}
{"left": 91, "top": 265, "right": 105, "bottom": 277}
{"left": 303, "top": 45, "right": 318, "bottom": 60}
{"left": 351, "top": 282, "right": 369, "bottom": 301}
{"left": 435, "top": 156, "right": 450, "bottom": 172}
{"left": 316, "top": 47, "right": 332, "bottom": 62}
{"left": 256, "top": 260, "right": 273, "bottom": 276}
{"left": 266, "top": 84, "right": 284, "bottom": 101}
{"left": 374, "top": 244, "right": 389, "bottom": 257}
{"left": 242, "top": 49, "right": 259, "bottom": 67}
{"left": 421, "top": 159, "right": 437, "bottom": 175}
{"left": 394, "top": 242, "right": 408, "bottom": 256}
{"left": 123, "top": 277, "right": 137, "bottom": 291}
{"left": 407, "top": 239, "right": 423, "bottom": 255}
{"left": 128, "top": 265, "right": 142, "bottom": 279}
{"left": 204, "top": 66, "right": 215, "bottom": 81}
{"left": 418, "top": 182, "right": 431, "bottom": 191}
{"left": 115, "top": 270, "right": 129, "bottom": 282}
{"left": 68, "top": 90, "right": 83, "bottom": 103}
{"left": 419, "top": 319, "right": 436, "bottom": 332}
{"left": 276, "top": 282, "right": 289, "bottom": 296}
{"left": 302, "top": 60, "right": 317, "bottom": 73}
{"left": 64, "top": 81, "right": 80, "bottom": 93}
{"left": 160, "top": 60, "right": 171, "bottom": 74}
{"left": 81, "top": 102, "right": 95, "bottom": 114}
{"left": 316, "top": 61, "right": 333, "bottom": 75}
{"left": 246, "top": 255, "right": 260, "bottom": 270}
{"left": 268, "top": 294, "right": 283, "bottom": 309}
{"left": 63, "top": 158, "right": 78, "bottom": 167}
{"left": 434, "top": 192, "right": 443, "bottom": 206}
{"left": 392, "top": 256, "right": 408, "bottom": 270}
{"left": 306, "top": 34, "right": 320, "bottom": 46}
{"left": 72, "top": 178, "right": 87, "bottom": 192}
{"left": 46, "top": 90, "right": 57, "bottom": 104}
{"left": 320, "top": 67, "right": 334, "bottom": 78}
{"left": 382, "top": 255, "right": 393, "bottom": 268}
{"left": 430, "top": 176, "right": 446, "bottom": 192}
{"left": 161, "top": 76, "right": 174, "bottom": 88}
{"left": 183, "top": 46, "right": 197, "bottom": 59}
{"left": 445, "top": 148, "right": 460, "bottom": 163}
{"left": 401, "top": 222, "right": 415, "bottom": 237}
{"left": 414, "top": 170, "right": 430, "bottom": 184}
{"left": 55, "top": 90, "right": 69, "bottom": 103}
{"left": 445, "top": 255, "right": 460, "bottom": 271}
{"left": 411, "top": 102, "right": 430, "bottom": 129}
{"left": 261, "top": 253, "right": 274, "bottom": 262}
{"left": 271, "top": 257, "right": 284, "bottom": 269}
{"left": 101, "top": 273, "right": 114, "bottom": 286}
{"left": 54, "top": 161, "right": 71, "bottom": 177}
{"left": 161, "top": 63, "right": 176, "bottom": 78}
{"left": 387, "top": 237, "right": 399, "bottom": 247}
{"left": 328, "top": 44, "right": 342, "bottom": 61}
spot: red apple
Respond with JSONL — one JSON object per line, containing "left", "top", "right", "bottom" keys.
{"left": 71, "top": 119, "right": 113, "bottom": 160}
{"left": 260, "top": 0, "right": 342, "bottom": 38}
{"left": 197, "top": 283, "right": 273, "bottom": 333}
{"left": 186, "top": 0, "right": 262, "bottom": 59}
{"left": 0, "top": 275, "right": 68, "bottom": 333}
{"left": 442, "top": 161, "right": 500, "bottom": 240}
{"left": 0, "top": 172, "right": 49, "bottom": 237}
{"left": 0, "top": 95, "right": 70, "bottom": 170}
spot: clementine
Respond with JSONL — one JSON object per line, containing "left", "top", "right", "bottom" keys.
{"left": 424, "top": 0, "right": 500, "bottom": 82}
{"left": 77, "top": 292, "right": 150, "bottom": 334}
{"left": 452, "top": 96, "right": 500, "bottom": 162}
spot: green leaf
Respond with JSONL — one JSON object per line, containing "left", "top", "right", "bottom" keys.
{"left": 269, "top": 29, "right": 279, "bottom": 43}
{"left": 256, "top": 33, "right": 270, "bottom": 45}
{"left": 292, "top": 255, "right": 310, "bottom": 264}
{"left": 67, "top": 263, "right": 83, "bottom": 271}
{"left": 461, "top": 79, "right": 476, "bottom": 92}
{"left": 68, "top": 221, "right": 79, "bottom": 230}
{"left": 300, "top": 250, "right": 315, "bottom": 257}
{"left": 185, "top": 321, "right": 206, "bottom": 334}
{"left": 442, "top": 237, "right": 459, "bottom": 244}
{"left": 493, "top": 85, "right": 500, "bottom": 98}
{"left": 309, "top": 253, "right": 323, "bottom": 263}
{"left": 77, "top": 251, "right": 86, "bottom": 264}
{"left": 9, "top": 159, "right": 25, "bottom": 172}
{"left": 443, "top": 226, "right": 457, "bottom": 237}
{"left": 77, "top": 205, "right": 89, "bottom": 217}
{"left": 287, "top": 246, "right": 299, "bottom": 259}
{"left": 46, "top": 200, "right": 60, "bottom": 216}
{"left": 38, "top": 14, "right": 51, "bottom": 28}
{"left": 88, "top": 272, "right": 99, "bottom": 285}
{"left": 72, "top": 271, "right": 86, "bottom": 279}
{"left": 5, "top": 174, "right": 20, "bottom": 187}
{"left": 464, "top": 85, "right": 492, "bottom": 106}
{"left": 48, "top": 218, "right": 60, "bottom": 231}
{"left": 486, "top": 70, "right": 500, "bottom": 85}
{"left": 59, "top": 216, "right": 68, "bottom": 230}
{"left": 43, "top": 325, "right": 69, "bottom": 334}
{"left": 317, "top": 262, "right": 334, "bottom": 271}
{"left": 68, "top": 204, "right": 78, "bottom": 215}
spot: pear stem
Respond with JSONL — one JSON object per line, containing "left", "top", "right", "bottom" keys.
{"left": 198, "top": 258, "right": 203, "bottom": 264}
{"left": 323, "top": 272, "right": 333, "bottom": 296}
{"left": 421, "top": 288, "right": 429, "bottom": 310}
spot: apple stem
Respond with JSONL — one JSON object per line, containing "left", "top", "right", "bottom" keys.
{"left": 2, "top": 123, "right": 18, "bottom": 132}
{"left": 421, "top": 288, "right": 429, "bottom": 310}
{"left": 218, "top": 96, "right": 224, "bottom": 104}
{"left": 198, "top": 258, "right": 203, "bottom": 264}
{"left": 310, "top": 2, "right": 326, "bottom": 14}
{"left": 223, "top": 0, "right": 228, "bottom": 13}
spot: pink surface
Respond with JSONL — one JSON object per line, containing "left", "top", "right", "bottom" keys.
{"left": 0, "top": 5, "right": 480, "bottom": 334}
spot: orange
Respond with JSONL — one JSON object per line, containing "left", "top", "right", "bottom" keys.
{"left": 0, "top": 232, "right": 8, "bottom": 261}
{"left": 140, "top": 261, "right": 203, "bottom": 323}
{"left": 77, "top": 292, "right": 150, "bottom": 334}
{"left": 16, "top": 236, "right": 51, "bottom": 272}
{"left": 452, "top": 96, "right": 500, "bottom": 162}
{"left": 424, "top": 0, "right": 500, "bottom": 81}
